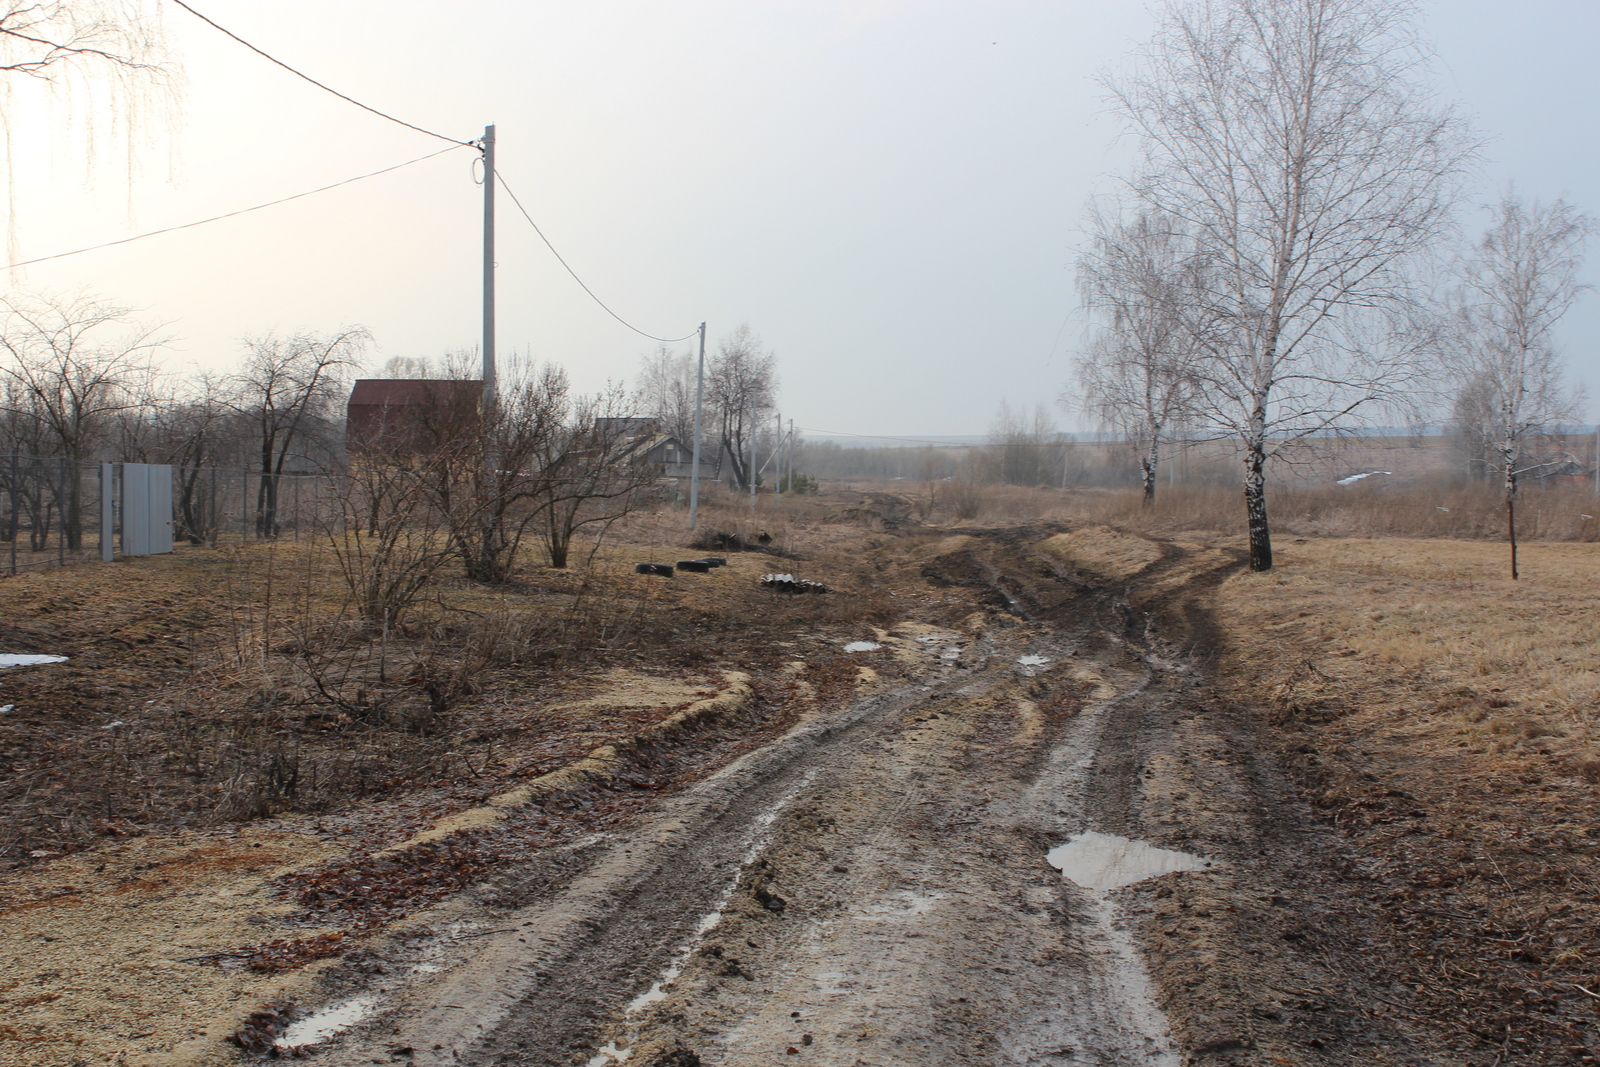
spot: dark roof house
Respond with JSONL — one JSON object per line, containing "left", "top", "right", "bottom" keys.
{"left": 346, "top": 379, "right": 483, "bottom": 455}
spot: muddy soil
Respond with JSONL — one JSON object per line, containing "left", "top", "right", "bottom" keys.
{"left": 305, "top": 530, "right": 1462, "bottom": 1067}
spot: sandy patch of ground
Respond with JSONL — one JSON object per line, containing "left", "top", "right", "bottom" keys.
{"left": 0, "top": 827, "right": 342, "bottom": 1066}
{"left": 1038, "top": 525, "right": 1165, "bottom": 581}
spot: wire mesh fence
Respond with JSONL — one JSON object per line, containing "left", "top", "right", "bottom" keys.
{"left": 1, "top": 457, "right": 342, "bottom": 575}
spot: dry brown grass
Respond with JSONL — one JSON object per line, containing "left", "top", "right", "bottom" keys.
{"left": 823, "top": 475, "right": 1600, "bottom": 549}
{"left": 1211, "top": 534, "right": 1600, "bottom": 1057}
{"left": 1037, "top": 525, "right": 1165, "bottom": 581}
{"left": 1219, "top": 536, "right": 1600, "bottom": 755}
{"left": 0, "top": 494, "right": 907, "bottom": 864}
{"left": 1081, "top": 481, "right": 1600, "bottom": 544}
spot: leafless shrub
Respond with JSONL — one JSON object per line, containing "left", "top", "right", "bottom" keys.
{"left": 946, "top": 454, "right": 987, "bottom": 520}
{"left": 325, "top": 459, "right": 454, "bottom": 626}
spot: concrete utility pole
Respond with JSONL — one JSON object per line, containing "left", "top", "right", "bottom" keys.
{"left": 689, "top": 322, "right": 706, "bottom": 529}
{"left": 481, "top": 124, "right": 496, "bottom": 408}
{"left": 748, "top": 394, "right": 758, "bottom": 512}
{"left": 774, "top": 411, "right": 783, "bottom": 504}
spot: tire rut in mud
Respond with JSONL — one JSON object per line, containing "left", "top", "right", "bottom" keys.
{"left": 327, "top": 529, "right": 1449, "bottom": 1067}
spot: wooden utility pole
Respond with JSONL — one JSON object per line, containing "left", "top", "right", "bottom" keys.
{"left": 689, "top": 322, "right": 706, "bottom": 529}
{"left": 774, "top": 411, "right": 782, "bottom": 503}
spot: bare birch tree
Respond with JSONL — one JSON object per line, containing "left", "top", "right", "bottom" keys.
{"left": 1107, "top": 0, "right": 1475, "bottom": 569}
{"left": 1073, "top": 208, "right": 1202, "bottom": 503}
{"left": 1445, "top": 191, "right": 1593, "bottom": 579}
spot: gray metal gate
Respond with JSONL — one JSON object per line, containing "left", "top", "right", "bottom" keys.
{"left": 118, "top": 463, "right": 174, "bottom": 557}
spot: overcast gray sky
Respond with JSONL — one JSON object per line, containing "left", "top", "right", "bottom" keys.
{"left": 8, "top": 0, "right": 1598, "bottom": 436}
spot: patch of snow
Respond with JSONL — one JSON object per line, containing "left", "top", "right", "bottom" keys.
{"left": 0, "top": 654, "right": 67, "bottom": 668}
{"left": 1047, "top": 830, "right": 1212, "bottom": 893}
{"left": 843, "top": 641, "right": 881, "bottom": 653}
{"left": 1335, "top": 470, "right": 1392, "bottom": 486}
{"left": 100, "top": 720, "right": 126, "bottom": 730}
{"left": 1017, "top": 655, "right": 1049, "bottom": 667}
{"left": 0, "top": 705, "right": 12, "bottom": 714}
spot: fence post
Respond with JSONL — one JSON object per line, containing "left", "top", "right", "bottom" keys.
{"left": 8, "top": 453, "right": 16, "bottom": 575}
{"left": 58, "top": 458, "right": 66, "bottom": 567}
{"left": 100, "top": 463, "right": 114, "bottom": 562}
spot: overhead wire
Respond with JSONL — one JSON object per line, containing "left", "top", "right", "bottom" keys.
{"left": 64, "top": 3, "right": 700, "bottom": 346}
{"left": 493, "top": 168, "right": 700, "bottom": 344}
{"left": 798, "top": 427, "right": 986, "bottom": 447}
{"left": 2, "top": 144, "right": 468, "bottom": 272}
{"left": 169, "top": 0, "right": 475, "bottom": 148}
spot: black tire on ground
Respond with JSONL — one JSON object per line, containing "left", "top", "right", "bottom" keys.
{"left": 676, "top": 560, "right": 712, "bottom": 573}
{"left": 635, "top": 563, "right": 675, "bottom": 577}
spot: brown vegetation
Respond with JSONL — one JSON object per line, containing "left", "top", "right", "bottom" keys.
{"left": 1208, "top": 534, "right": 1600, "bottom": 1061}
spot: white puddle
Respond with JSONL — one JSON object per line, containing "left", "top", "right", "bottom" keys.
{"left": 1046, "top": 831, "right": 1211, "bottom": 893}
{"left": 1016, "top": 654, "right": 1050, "bottom": 676}
{"left": 587, "top": 1041, "right": 632, "bottom": 1066}
{"left": 276, "top": 996, "right": 378, "bottom": 1051}
{"left": 842, "top": 641, "right": 882, "bottom": 653}
{"left": 0, "top": 654, "right": 67, "bottom": 668}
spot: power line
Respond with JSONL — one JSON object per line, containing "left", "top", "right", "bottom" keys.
{"left": 798, "top": 427, "right": 985, "bottom": 447}
{"left": 493, "top": 168, "right": 700, "bottom": 345}
{"left": 2, "top": 144, "right": 468, "bottom": 272}
{"left": 170, "top": 0, "right": 475, "bottom": 148}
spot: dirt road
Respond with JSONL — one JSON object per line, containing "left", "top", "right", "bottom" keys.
{"left": 308, "top": 530, "right": 1446, "bottom": 1067}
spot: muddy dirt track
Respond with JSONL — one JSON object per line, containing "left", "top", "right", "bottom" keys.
{"left": 299, "top": 529, "right": 1464, "bottom": 1067}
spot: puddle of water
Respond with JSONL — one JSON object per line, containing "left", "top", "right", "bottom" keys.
{"left": 843, "top": 641, "right": 882, "bottom": 653}
{"left": 1017, "top": 655, "right": 1049, "bottom": 667}
{"left": 0, "top": 654, "right": 67, "bottom": 668}
{"left": 587, "top": 1041, "right": 632, "bottom": 1066}
{"left": 276, "top": 996, "right": 378, "bottom": 1050}
{"left": 1046, "top": 831, "right": 1211, "bottom": 893}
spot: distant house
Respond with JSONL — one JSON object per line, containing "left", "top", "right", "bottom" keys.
{"left": 346, "top": 379, "right": 482, "bottom": 455}
{"left": 587, "top": 417, "right": 720, "bottom": 480}
{"left": 637, "top": 432, "right": 720, "bottom": 480}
